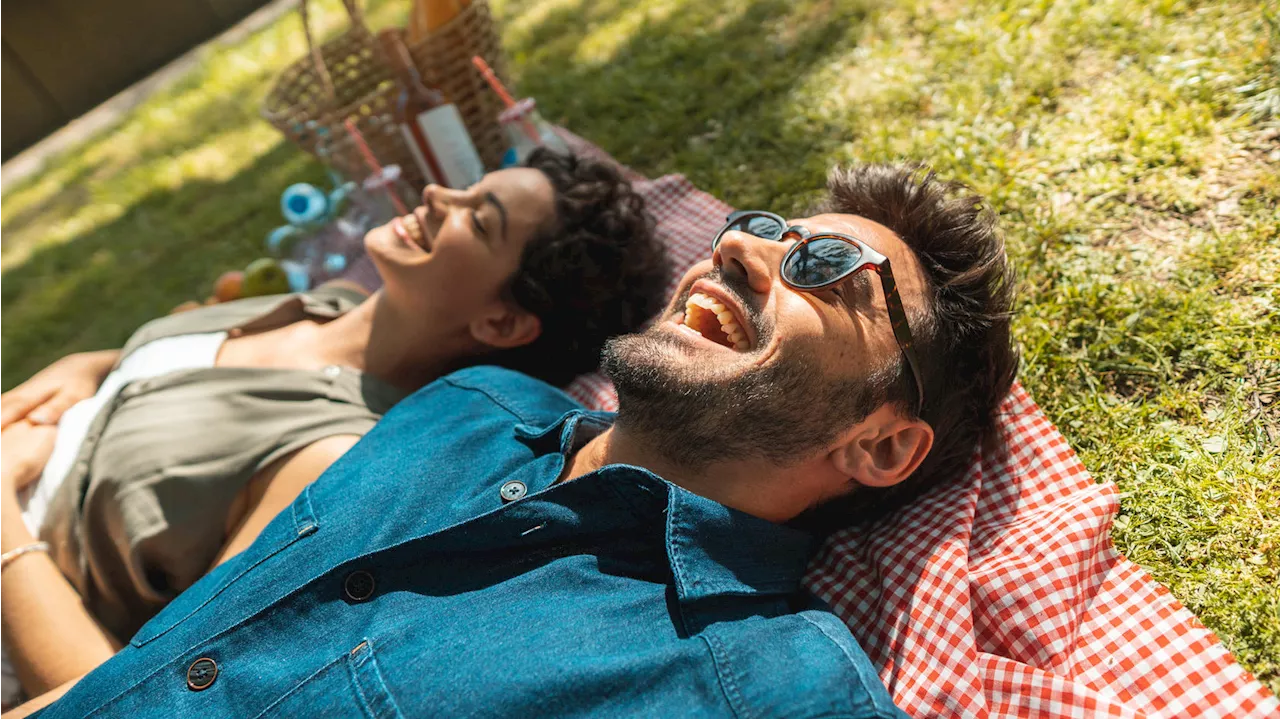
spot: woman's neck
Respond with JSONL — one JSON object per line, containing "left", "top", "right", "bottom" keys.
{"left": 309, "top": 290, "right": 471, "bottom": 391}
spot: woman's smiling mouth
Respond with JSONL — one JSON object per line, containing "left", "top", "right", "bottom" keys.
{"left": 392, "top": 211, "right": 430, "bottom": 252}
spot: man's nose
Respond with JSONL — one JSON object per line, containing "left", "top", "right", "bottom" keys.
{"left": 713, "top": 230, "right": 781, "bottom": 295}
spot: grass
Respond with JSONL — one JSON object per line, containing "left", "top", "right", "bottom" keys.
{"left": 3, "top": 0, "right": 1278, "bottom": 694}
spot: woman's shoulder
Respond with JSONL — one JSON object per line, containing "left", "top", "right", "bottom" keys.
{"left": 121, "top": 287, "right": 368, "bottom": 359}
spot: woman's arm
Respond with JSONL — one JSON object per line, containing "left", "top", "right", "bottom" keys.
{"left": 0, "top": 350, "right": 119, "bottom": 429}
{"left": 0, "top": 422, "right": 119, "bottom": 695}
{"left": 2, "top": 674, "right": 82, "bottom": 718}
{"left": 1, "top": 429, "right": 359, "bottom": 697}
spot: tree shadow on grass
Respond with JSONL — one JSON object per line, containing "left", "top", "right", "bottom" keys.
{"left": 1, "top": 140, "right": 328, "bottom": 389}
{"left": 499, "top": 0, "right": 870, "bottom": 211}
{"left": 0, "top": 162, "right": 102, "bottom": 242}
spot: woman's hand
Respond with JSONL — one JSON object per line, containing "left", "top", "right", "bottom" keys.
{"left": 0, "top": 350, "right": 118, "bottom": 429}
{"left": 1, "top": 421, "right": 57, "bottom": 496}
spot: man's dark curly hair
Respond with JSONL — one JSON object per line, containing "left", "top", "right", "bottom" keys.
{"left": 797, "top": 163, "right": 1019, "bottom": 532}
{"left": 486, "top": 148, "right": 670, "bottom": 386}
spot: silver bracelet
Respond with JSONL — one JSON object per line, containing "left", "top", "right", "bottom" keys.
{"left": 1, "top": 541, "right": 50, "bottom": 570}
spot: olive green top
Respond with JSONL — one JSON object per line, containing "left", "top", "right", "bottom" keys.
{"left": 39, "top": 287, "right": 409, "bottom": 640}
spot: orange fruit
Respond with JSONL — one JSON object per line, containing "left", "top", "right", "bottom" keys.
{"left": 214, "top": 271, "right": 244, "bottom": 302}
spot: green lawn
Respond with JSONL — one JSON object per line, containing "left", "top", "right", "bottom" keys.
{"left": 3, "top": 0, "right": 1278, "bottom": 693}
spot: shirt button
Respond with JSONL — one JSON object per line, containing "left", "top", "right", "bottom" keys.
{"left": 500, "top": 480, "right": 527, "bottom": 502}
{"left": 343, "top": 570, "right": 376, "bottom": 601}
{"left": 186, "top": 657, "right": 218, "bottom": 691}
{"left": 323, "top": 365, "right": 342, "bottom": 378}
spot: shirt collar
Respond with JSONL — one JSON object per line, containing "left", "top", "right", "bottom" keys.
{"left": 516, "top": 409, "right": 816, "bottom": 604}
{"left": 663, "top": 482, "right": 815, "bottom": 602}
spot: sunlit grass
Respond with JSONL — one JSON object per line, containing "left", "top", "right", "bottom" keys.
{"left": 2, "top": 0, "right": 1277, "bottom": 693}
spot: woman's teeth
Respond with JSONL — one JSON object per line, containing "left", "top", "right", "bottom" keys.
{"left": 683, "top": 292, "right": 749, "bottom": 351}
{"left": 397, "top": 213, "right": 426, "bottom": 248}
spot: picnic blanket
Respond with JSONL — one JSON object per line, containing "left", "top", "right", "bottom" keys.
{"left": 515, "top": 131, "right": 1278, "bottom": 718}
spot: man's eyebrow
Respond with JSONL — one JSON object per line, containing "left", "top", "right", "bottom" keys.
{"left": 484, "top": 192, "right": 509, "bottom": 241}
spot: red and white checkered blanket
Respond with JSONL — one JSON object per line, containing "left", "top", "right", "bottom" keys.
{"left": 545, "top": 132, "right": 1277, "bottom": 719}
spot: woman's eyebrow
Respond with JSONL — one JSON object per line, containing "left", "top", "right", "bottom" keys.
{"left": 484, "top": 192, "right": 509, "bottom": 241}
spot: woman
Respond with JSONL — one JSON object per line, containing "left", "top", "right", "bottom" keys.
{"left": 0, "top": 149, "right": 669, "bottom": 698}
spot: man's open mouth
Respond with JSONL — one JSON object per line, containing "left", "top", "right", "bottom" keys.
{"left": 392, "top": 211, "right": 430, "bottom": 252}
{"left": 678, "top": 291, "right": 751, "bottom": 351}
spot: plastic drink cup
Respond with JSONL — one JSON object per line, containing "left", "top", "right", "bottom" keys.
{"left": 499, "top": 98, "right": 570, "bottom": 165}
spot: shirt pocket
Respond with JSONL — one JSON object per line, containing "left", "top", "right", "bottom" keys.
{"left": 252, "top": 640, "right": 403, "bottom": 719}
{"left": 130, "top": 483, "right": 321, "bottom": 648}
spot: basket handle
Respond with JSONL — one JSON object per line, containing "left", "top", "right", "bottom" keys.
{"left": 297, "top": 0, "right": 371, "bottom": 105}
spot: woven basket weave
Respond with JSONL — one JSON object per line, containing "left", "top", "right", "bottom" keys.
{"left": 262, "top": 0, "right": 512, "bottom": 189}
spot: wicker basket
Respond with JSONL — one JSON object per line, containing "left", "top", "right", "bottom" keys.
{"left": 402, "top": 1, "right": 511, "bottom": 172}
{"left": 262, "top": 0, "right": 512, "bottom": 189}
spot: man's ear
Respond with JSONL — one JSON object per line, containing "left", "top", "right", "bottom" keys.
{"left": 469, "top": 304, "right": 542, "bottom": 350}
{"left": 828, "top": 406, "right": 933, "bottom": 489}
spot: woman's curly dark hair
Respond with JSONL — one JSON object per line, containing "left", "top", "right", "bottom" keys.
{"left": 487, "top": 148, "right": 670, "bottom": 386}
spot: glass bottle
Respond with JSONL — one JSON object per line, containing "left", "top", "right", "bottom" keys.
{"left": 378, "top": 30, "right": 485, "bottom": 189}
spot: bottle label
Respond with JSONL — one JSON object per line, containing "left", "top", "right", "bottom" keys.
{"left": 414, "top": 105, "right": 485, "bottom": 188}
{"left": 400, "top": 124, "right": 442, "bottom": 186}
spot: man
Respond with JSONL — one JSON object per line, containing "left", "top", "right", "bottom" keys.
{"left": 17, "top": 163, "right": 1017, "bottom": 718}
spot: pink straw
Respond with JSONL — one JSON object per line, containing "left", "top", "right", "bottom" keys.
{"left": 343, "top": 119, "right": 409, "bottom": 215}
{"left": 472, "top": 56, "right": 541, "bottom": 142}
{"left": 471, "top": 56, "right": 517, "bottom": 108}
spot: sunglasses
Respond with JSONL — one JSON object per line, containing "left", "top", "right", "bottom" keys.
{"left": 713, "top": 210, "right": 926, "bottom": 411}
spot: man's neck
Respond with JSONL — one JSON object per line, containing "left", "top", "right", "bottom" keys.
{"left": 563, "top": 427, "right": 764, "bottom": 517}
{"left": 563, "top": 423, "right": 830, "bottom": 524}
{"left": 561, "top": 427, "right": 671, "bottom": 483}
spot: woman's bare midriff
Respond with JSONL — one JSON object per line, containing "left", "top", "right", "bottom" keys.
{"left": 209, "top": 318, "right": 360, "bottom": 564}
{"left": 217, "top": 435, "right": 360, "bottom": 566}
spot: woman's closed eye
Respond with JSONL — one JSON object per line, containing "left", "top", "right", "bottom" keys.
{"left": 471, "top": 211, "right": 488, "bottom": 239}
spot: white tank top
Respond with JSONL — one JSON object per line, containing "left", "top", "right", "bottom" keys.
{"left": 21, "top": 332, "right": 228, "bottom": 534}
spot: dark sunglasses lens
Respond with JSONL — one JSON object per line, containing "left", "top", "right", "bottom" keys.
{"left": 782, "top": 237, "right": 862, "bottom": 288}
{"left": 728, "top": 214, "right": 787, "bottom": 240}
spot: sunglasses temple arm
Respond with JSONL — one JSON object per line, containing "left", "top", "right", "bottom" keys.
{"left": 877, "top": 260, "right": 927, "bottom": 412}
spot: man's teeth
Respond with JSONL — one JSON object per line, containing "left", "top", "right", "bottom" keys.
{"left": 685, "top": 292, "right": 749, "bottom": 350}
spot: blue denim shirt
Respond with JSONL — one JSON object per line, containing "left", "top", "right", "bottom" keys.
{"left": 41, "top": 367, "right": 907, "bottom": 718}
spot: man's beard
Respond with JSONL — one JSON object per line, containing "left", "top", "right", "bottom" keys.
{"left": 601, "top": 323, "right": 884, "bottom": 474}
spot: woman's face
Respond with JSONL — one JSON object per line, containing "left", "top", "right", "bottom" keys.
{"left": 365, "top": 168, "right": 556, "bottom": 335}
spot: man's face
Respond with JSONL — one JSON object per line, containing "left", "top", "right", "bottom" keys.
{"left": 602, "top": 212, "right": 929, "bottom": 472}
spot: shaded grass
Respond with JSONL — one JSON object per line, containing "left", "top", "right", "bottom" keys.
{"left": 2, "top": 0, "right": 1278, "bottom": 693}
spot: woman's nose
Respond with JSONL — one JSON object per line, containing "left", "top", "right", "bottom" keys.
{"left": 420, "top": 184, "right": 442, "bottom": 215}
{"left": 713, "top": 230, "right": 780, "bottom": 295}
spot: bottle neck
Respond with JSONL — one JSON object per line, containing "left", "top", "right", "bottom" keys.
{"left": 379, "top": 31, "right": 445, "bottom": 107}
